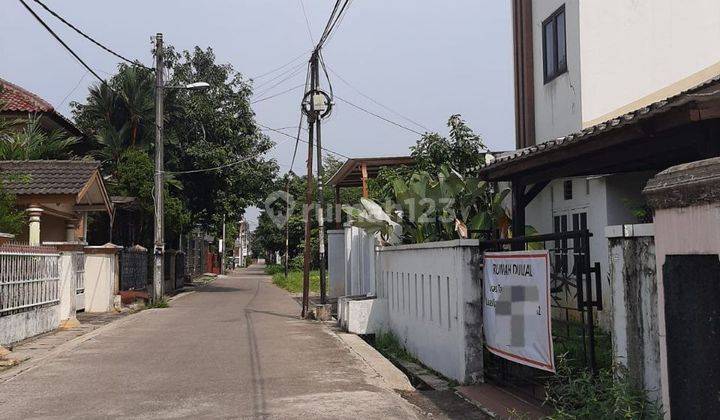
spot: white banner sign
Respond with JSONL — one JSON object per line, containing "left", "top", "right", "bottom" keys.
{"left": 483, "top": 250, "right": 554, "bottom": 372}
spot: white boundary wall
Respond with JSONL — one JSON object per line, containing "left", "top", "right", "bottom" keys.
{"left": 376, "top": 239, "right": 483, "bottom": 383}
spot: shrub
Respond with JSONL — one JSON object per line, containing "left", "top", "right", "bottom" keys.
{"left": 265, "top": 264, "right": 284, "bottom": 275}
{"left": 544, "top": 356, "right": 663, "bottom": 419}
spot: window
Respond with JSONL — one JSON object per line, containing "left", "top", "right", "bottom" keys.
{"left": 563, "top": 180, "right": 573, "bottom": 200}
{"left": 543, "top": 5, "right": 567, "bottom": 83}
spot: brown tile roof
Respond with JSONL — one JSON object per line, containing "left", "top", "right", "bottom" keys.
{"left": 0, "top": 78, "right": 54, "bottom": 113}
{"left": 0, "top": 160, "right": 100, "bottom": 195}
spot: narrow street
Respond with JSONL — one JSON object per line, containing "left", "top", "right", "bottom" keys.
{"left": 0, "top": 266, "right": 425, "bottom": 419}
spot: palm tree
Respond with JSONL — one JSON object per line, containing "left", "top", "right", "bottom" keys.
{"left": 0, "top": 115, "right": 79, "bottom": 160}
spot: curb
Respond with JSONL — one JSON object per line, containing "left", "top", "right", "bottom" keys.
{"left": 329, "top": 326, "right": 415, "bottom": 392}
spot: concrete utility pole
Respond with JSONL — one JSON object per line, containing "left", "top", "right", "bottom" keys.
{"left": 284, "top": 178, "right": 290, "bottom": 278}
{"left": 153, "top": 33, "right": 165, "bottom": 302}
{"left": 301, "top": 50, "right": 333, "bottom": 316}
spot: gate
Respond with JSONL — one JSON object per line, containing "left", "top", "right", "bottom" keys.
{"left": 478, "top": 230, "right": 604, "bottom": 397}
{"left": 72, "top": 251, "right": 86, "bottom": 311}
{"left": 119, "top": 247, "right": 148, "bottom": 291}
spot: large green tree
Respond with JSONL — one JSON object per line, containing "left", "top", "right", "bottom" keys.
{"left": 71, "top": 45, "right": 278, "bottom": 247}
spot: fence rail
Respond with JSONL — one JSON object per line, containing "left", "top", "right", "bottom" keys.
{"left": 0, "top": 246, "right": 61, "bottom": 315}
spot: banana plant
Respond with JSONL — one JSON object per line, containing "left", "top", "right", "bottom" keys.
{"left": 342, "top": 197, "right": 402, "bottom": 245}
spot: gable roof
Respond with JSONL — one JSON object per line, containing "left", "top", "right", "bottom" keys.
{"left": 0, "top": 160, "right": 100, "bottom": 195}
{"left": 0, "top": 78, "right": 54, "bottom": 113}
{"left": 0, "top": 77, "right": 84, "bottom": 137}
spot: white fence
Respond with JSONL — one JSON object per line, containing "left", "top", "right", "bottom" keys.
{"left": 376, "top": 240, "right": 484, "bottom": 383}
{"left": 0, "top": 245, "right": 61, "bottom": 315}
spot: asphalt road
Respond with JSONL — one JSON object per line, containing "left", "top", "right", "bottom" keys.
{"left": 0, "top": 265, "right": 425, "bottom": 419}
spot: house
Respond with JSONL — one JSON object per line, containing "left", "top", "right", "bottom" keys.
{"left": 0, "top": 77, "right": 84, "bottom": 138}
{"left": 477, "top": 1, "right": 720, "bottom": 415}
{"left": 0, "top": 160, "right": 113, "bottom": 245}
{"left": 487, "top": 0, "right": 720, "bottom": 329}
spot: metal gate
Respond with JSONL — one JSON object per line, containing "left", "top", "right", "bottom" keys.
{"left": 478, "top": 230, "right": 604, "bottom": 397}
{"left": 72, "top": 252, "right": 86, "bottom": 311}
{"left": 119, "top": 247, "right": 148, "bottom": 291}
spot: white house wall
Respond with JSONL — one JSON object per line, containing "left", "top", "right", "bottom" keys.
{"left": 532, "top": 0, "right": 583, "bottom": 144}
{"left": 579, "top": 0, "right": 720, "bottom": 126}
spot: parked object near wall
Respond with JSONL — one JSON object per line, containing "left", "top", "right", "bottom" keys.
{"left": 643, "top": 157, "right": 720, "bottom": 419}
{"left": 376, "top": 240, "right": 484, "bottom": 384}
{"left": 83, "top": 244, "right": 121, "bottom": 313}
{"left": 606, "top": 224, "right": 661, "bottom": 403}
{"left": 0, "top": 243, "right": 61, "bottom": 345}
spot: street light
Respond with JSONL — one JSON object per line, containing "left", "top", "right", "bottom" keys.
{"left": 152, "top": 32, "right": 210, "bottom": 303}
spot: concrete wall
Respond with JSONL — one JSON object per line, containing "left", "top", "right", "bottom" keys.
{"left": 344, "top": 226, "right": 376, "bottom": 296}
{"left": 84, "top": 245, "right": 120, "bottom": 313}
{"left": 376, "top": 240, "right": 483, "bottom": 384}
{"left": 327, "top": 229, "right": 346, "bottom": 299}
{"left": 607, "top": 224, "right": 661, "bottom": 403}
{"left": 0, "top": 306, "right": 59, "bottom": 346}
{"left": 579, "top": 0, "right": 720, "bottom": 126}
{"left": 652, "top": 203, "right": 720, "bottom": 416}
{"left": 532, "top": 0, "right": 583, "bottom": 144}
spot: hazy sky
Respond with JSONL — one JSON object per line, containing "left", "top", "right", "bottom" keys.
{"left": 1, "top": 1, "right": 515, "bottom": 227}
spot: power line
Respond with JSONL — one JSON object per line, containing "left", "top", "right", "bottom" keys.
{"left": 28, "top": 0, "right": 151, "bottom": 70}
{"left": 334, "top": 94, "right": 425, "bottom": 136}
{"left": 166, "top": 138, "right": 288, "bottom": 175}
{"left": 251, "top": 84, "right": 305, "bottom": 104}
{"left": 320, "top": 0, "right": 353, "bottom": 48}
{"left": 299, "top": 0, "right": 316, "bottom": 46}
{"left": 328, "top": 66, "right": 430, "bottom": 132}
{"left": 19, "top": 0, "right": 105, "bottom": 83}
{"left": 253, "top": 60, "right": 307, "bottom": 92}
{"left": 317, "top": 0, "right": 352, "bottom": 49}
{"left": 258, "top": 123, "right": 350, "bottom": 159}
{"left": 250, "top": 50, "right": 311, "bottom": 80}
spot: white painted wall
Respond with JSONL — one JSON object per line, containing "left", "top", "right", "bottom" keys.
{"left": 327, "top": 229, "right": 346, "bottom": 299}
{"left": 84, "top": 247, "right": 120, "bottom": 313}
{"left": 532, "top": 0, "right": 583, "bottom": 144}
{"left": 579, "top": 0, "right": 720, "bottom": 126}
{"left": 344, "top": 226, "right": 376, "bottom": 296}
{"left": 375, "top": 240, "right": 483, "bottom": 384}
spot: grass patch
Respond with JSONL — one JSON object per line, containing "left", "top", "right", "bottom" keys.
{"left": 552, "top": 320, "right": 612, "bottom": 371}
{"left": 373, "top": 330, "right": 419, "bottom": 364}
{"left": 147, "top": 297, "right": 169, "bottom": 309}
{"left": 265, "top": 264, "right": 284, "bottom": 276}
{"left": 271, "top": 269, "right": 320, "bottom": 294}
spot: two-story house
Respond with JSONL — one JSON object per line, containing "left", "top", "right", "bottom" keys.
{"left": 479, "top": 1, "right": 720, "bottom": 414}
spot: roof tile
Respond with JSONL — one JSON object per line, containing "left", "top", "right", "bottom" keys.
{"left": 0, "top": 160, "right": 100, "bottom": 195}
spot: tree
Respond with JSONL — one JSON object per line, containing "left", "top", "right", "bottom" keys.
{"left": 0, "top": 115, "right": 79, "bottom": 160}
{"left": 410, "top": 114, "right": 487, "bottom": 177}
{"left": 0, "top": 177, "right": 24, "bottom": 235}
{"left": 71, "top": 44, "right": 278, "bottom": 246}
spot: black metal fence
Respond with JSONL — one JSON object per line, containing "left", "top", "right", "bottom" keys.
{"left": 478, "top": 230, "right": 606, "bottom": 397}
{"left": 119, "top": 246, "right": 148, "bottom": 291}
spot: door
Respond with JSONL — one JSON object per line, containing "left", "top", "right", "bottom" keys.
{"left": 73, "top": 252, "right": 85, "bottom": 311}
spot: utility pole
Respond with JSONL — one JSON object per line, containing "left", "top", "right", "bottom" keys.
{"left": 153, "top": 33, "right": 165, "bottom": 302}
{"left": 284, "top": 178, "right": 290, "bottom": 278}
{"left": 313, "top": 55, "right": 328, "bottom": 305}
{"left": 301, "top": 98, "right": 315, "bottom": 318}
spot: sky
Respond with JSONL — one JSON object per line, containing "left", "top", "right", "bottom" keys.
{"left": 1, "top": 0, "right": 515, "bottom": 228}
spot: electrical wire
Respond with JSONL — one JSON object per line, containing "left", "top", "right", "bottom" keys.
{"left": 317, "top": 0, "right": 352, "bottom": 49}
{"left": 327, "top": 66, "right": 430, "bottom": 132}
{"left": 253, "top": 61, "right": 307, "bottom": 92}
{"left": 334, "top": 94, "right": 425, "bottom": 136}
{"left": 57, "top": 70, "right": 88, "bottom": 107}
{"left": 320, "top": 0, "right": 353, "bottom": 48}
{"left": 166, "top": 138, "right": 288, "bottom": 175}
{"left": 258, "top": 123, "right": 350, "bottom": 159}
{"left": 19, "top": 0, "right": 105, "bottom": 83}
{"left": 299, "top": 0, "right": 316, "bottom": 46}
{"left": 251, "top": 84, "right": 305, "bottom": 104}
{"left": 28, "top": 0, "right": 152, "bottom": 70}
{"left": 250, "top": 50, "right": 312, "bottom": 80}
